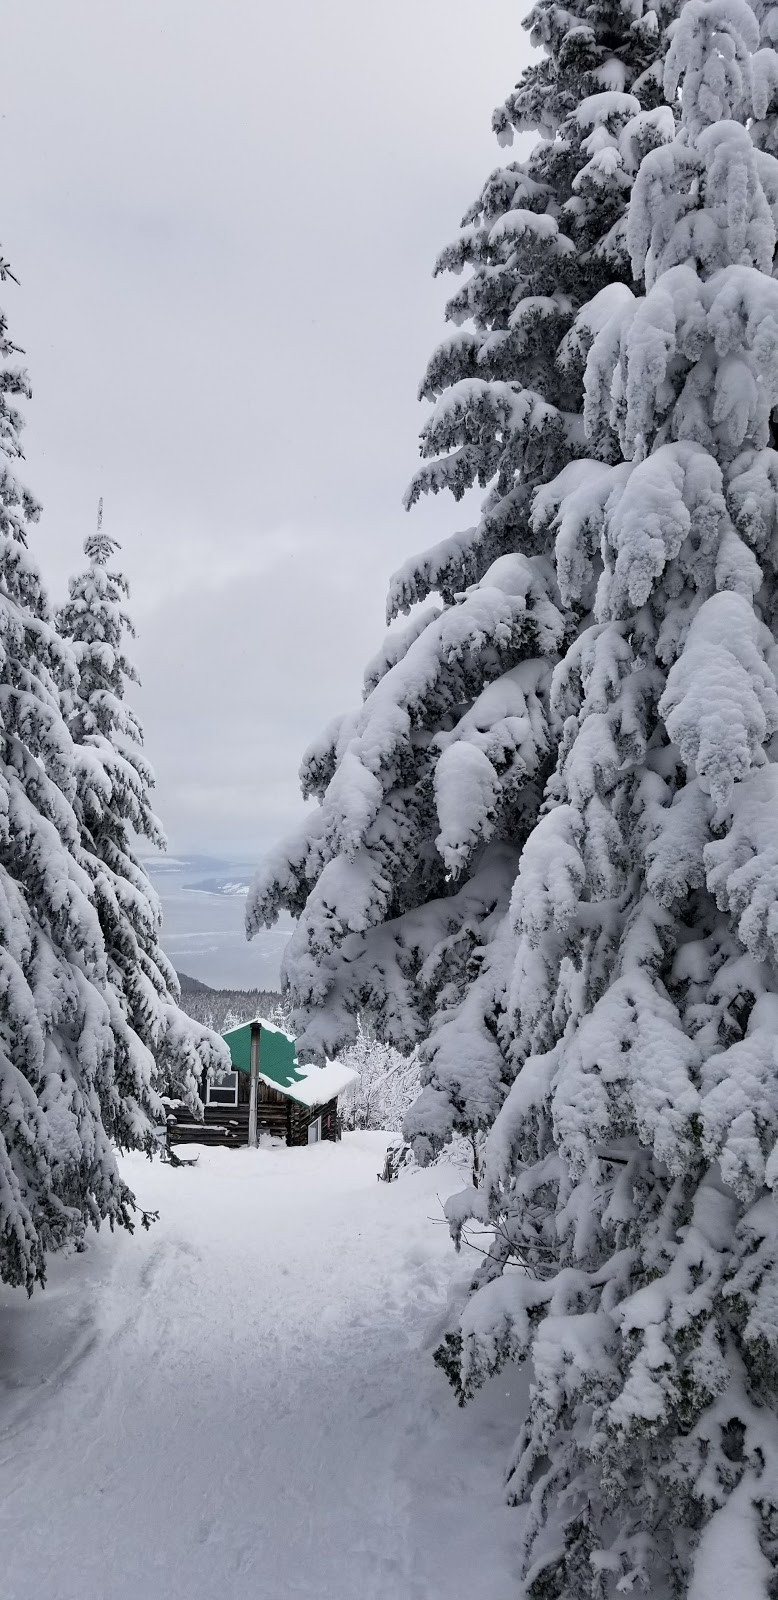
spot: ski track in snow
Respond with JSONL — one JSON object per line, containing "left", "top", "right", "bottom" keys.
{"left": 0, "top": 1133, "right": 523, "bottom": 1600}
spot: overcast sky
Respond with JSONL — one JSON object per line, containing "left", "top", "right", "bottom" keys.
{"left": 2, "top": 0, "right": 531, "bottom": 859}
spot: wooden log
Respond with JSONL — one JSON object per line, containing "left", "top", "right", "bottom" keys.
{"left": 171, "top": 1125, "right": 245, "bottom": 1147}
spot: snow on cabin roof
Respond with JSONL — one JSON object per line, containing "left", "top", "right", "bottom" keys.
{"left": 220, "top": 1017, "right": 358, "bottom": 1109}
{"left": 284, "top": 1058, "right": 360, "bottom": 1109}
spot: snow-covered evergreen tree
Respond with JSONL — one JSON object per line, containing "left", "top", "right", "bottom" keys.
{"left": 435, "top": 1, "right": 778, "bottom": 1590}
{"left": 247, "top": 0, "right": 678, "bottom": 1167}
{"left": 58, "top": 522, "right": 226, "bottom": 1116}
{"left": 0, "top": 265, "right": 167, "bottom": 1290}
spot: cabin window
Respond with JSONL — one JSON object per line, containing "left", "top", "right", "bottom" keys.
{"left": 207, "top": 1071, "right": 239, "bottom": 1107}
{"left": 307, "top": 1116, "right": 322, "bottom": 1145}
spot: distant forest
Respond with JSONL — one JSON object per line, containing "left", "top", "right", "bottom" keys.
{"left": 176, "top": 972, "right": 283, "bottom": 1033}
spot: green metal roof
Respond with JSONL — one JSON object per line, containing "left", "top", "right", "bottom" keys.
{"left": 222, "top": 1018, "right": 307, "bottom": 1094}
{"left": 220, "top": 1016, "right": 359, "bottom": 1109}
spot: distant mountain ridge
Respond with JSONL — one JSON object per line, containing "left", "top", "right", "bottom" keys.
{"left": 176, "top": 971, "right": 215, "bottom": 994}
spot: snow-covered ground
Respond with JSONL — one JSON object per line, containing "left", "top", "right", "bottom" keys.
{"left": 0, "top": 1133, "right": 523, "bottom": 1600}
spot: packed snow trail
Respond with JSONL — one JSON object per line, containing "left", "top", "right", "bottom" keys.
{"left": 0, "top": 1133, "right": 521, "bottom": 1599}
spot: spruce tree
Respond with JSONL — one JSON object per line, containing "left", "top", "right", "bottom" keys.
{"left": 437, "top": 0, "right": 778, "bottom": 1590}
{"left": 0, "top": 266, "right": 159, "bottom": 1289}
{"left": 58, "top": 521, "right": 226, "bottom": 1117}
{"left": 247, "top": 0, "right": 677, "bottom": 1144}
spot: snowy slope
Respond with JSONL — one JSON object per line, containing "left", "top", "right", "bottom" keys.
{"left": 0, "top": 1134, "right": 523, "bottom": 1600}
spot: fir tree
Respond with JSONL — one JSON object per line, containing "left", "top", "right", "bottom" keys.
{"left": 438, "top": 0, "right": 778, "bottom": 1590}
{"left": 0, "top": 266, "right": 160, "bottom": 1290}
{"left": 247, "top": 0, "right": 677, "bottom": 1144}
{"left": 58, "top": 519, "right": 226, "bottom": 1117}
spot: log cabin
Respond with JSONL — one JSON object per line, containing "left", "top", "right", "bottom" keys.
{"left": 166, "top": 1016, "right": 358, "bottom": 1151}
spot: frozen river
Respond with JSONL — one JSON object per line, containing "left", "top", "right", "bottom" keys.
{"left": 145, "top": 855, "right": 292, "bottom": 990}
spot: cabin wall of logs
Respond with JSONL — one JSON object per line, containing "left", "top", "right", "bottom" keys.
{"left": 165, "top": 1068, "right": 340, "bottom": 1150}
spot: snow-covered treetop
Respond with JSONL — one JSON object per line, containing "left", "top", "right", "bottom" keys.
{"left": 665, "top": 0, "right": 761, "bottom": 134}
{"left": 60, "top": 527, "right": 138, "bottom": 721}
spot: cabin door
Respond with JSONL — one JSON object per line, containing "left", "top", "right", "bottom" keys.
{"left": 307, "top": 1116, "right": 322, "bottom": 1145}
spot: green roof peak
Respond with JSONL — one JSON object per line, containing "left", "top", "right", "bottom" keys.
{"left": 221, "top": 1017, "right": 304, "bottom": 1092}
